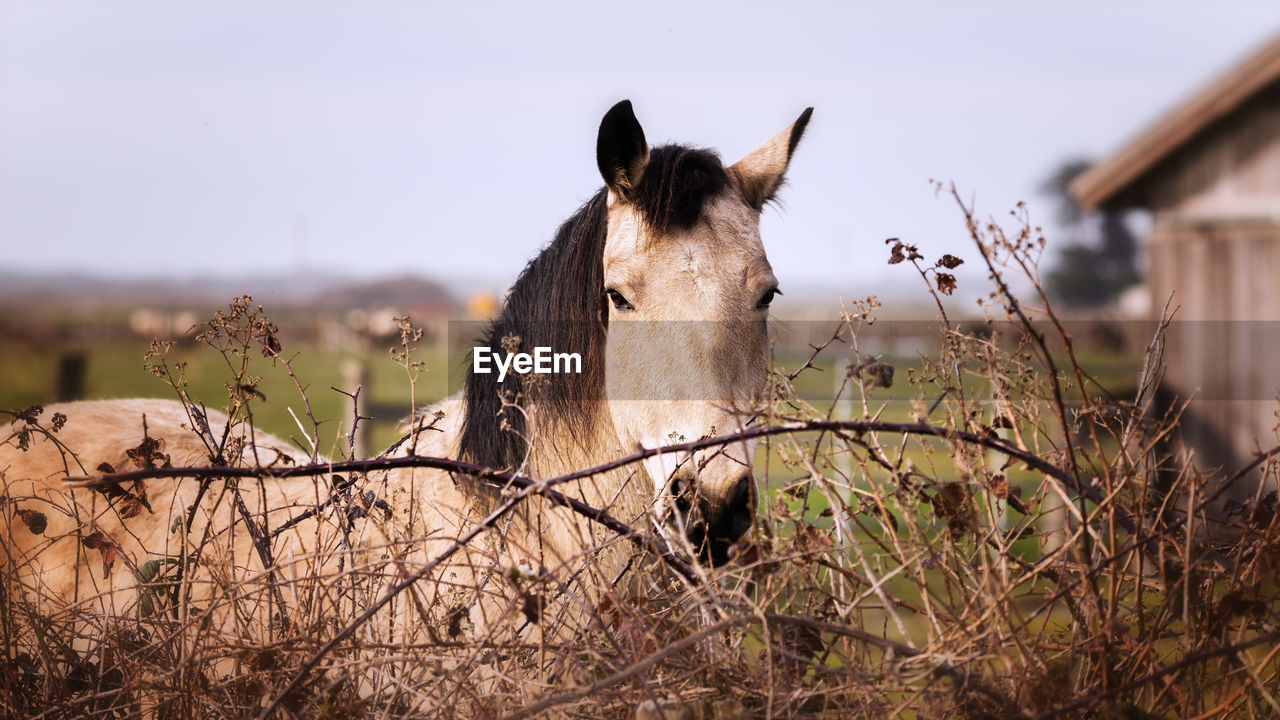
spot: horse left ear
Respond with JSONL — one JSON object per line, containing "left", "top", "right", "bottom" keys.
{"left": 729, "top": 107, "right": 813, "bottom": 210}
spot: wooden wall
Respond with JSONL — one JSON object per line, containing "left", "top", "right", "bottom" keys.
{"left": 1139, "top": 81, "right": 1280, "bottom": 480}
{"left": 1138, "top": 81, "right": 1280, "bottom": 222}
{"left": 1136, "top": 81, "right": 1274, "bottom": 474}
{"left": 1148, "top": 221, "right": 1280, "bottom": 476}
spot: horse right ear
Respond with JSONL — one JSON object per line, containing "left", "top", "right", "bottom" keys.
{"left": 597, "top": 100, "right": 649, "bottom": 204}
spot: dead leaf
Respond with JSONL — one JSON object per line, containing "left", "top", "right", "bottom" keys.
{"left": 260, "top": 330, "right": 282, "bottom": 357}
{"left": 80, "top": 531, "right": 118, "bottom": 579}
{"left": 884, "top": 237, "right": 922, "bottom": 266}
{"left": 782, "top": 480, "right": 809, "bottom": 498}
{"left": 16, "top": 508, "right": 47, "bottom": 535}
{"left": 776, "top": 621, "right": 825, "bottom": 669}
{"left": 14, "top": 405, "right": 43, "bottom": 425}
{"left": 795, "top": 525, "right": 834, "bottom": 554}
{"left": 117, "top": 481, "right": 152, "bottom": 518}
{"left": 930, "top": 484, "right": 972, "bottom": 538}
{"left": 91, "top": 470, "right": 153, "bottom": 518}
{"left": 126, "top": 435, "right": 170, "bottom": 470}
{"left": 935, "top": 272, "right": 958, "bottom": 296}
{"left": 990, "top": 475, "right": 1009, "bottom": 500}
{"left": 931, "top": 483, "right": 970, "bottom": 518}
{"left": 446, "top": 607, "right": 471, "bottom": 638}
{"left": 849, "top": 355, "right": 895, "bottom": 389}
{"left": 1007, "top": 486, "right": 1031, "bottom": 515}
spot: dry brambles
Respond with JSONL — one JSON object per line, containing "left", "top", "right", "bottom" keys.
{"left": 4, "top": 187, "right": 1280, "bottom": 719}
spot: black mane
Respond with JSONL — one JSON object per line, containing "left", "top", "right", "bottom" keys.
{"left": 458, "top": 145, "right": 730, "bottom": 474}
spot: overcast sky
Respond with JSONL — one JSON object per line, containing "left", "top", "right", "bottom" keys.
{"left": 2, "top": 1, "right": 1278, "bottom": 300}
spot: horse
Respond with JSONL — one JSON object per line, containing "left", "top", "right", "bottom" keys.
{"left": 0, "top": 100, "right": 811, "bottom": 711}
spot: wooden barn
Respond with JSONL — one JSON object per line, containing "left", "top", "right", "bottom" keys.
{"left": 1071, "top": 34, "right": 1280, "bottom": 480}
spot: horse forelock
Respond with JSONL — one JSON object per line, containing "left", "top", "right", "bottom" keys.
{"left": 633, "top": 145, "right": 729, "bottom": 240}
{"left": 458, "top": 144, "right": 732, "bottom": 476}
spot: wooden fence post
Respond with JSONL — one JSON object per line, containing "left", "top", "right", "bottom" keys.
{"left": 55, "top": 352, "right": 86, "bottom": 402}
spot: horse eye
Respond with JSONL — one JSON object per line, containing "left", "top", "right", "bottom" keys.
{"left": 606, "top": 289, "right": 635, "bottom": 311}
{"left": 757, "top": 288, "right": 781, "bottom": 310}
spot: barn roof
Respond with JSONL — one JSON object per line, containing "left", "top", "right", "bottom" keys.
{"left": 1070, "top": 33, "right": 1280, "bottom": 210}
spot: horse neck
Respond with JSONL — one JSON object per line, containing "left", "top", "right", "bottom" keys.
{"left": 526, "top": 410, "right": 648, "bottom": 520}
{"left": 511, "top": 410, "right": 649, "bottom": 602}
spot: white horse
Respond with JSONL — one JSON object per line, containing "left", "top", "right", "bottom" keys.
{"left": 1, "top": 100, "right": 810, "bottom": 710}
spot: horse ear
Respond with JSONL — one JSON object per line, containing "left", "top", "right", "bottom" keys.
{"left": 597, "top": 100, "right": 649, "bottom": 203}
{"left": 729, "top": 107, "right": 813, "bottom": 210}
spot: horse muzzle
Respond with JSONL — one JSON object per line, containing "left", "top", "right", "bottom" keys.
{"left": 672, "top": 471, "right": 755, "bottom": 566}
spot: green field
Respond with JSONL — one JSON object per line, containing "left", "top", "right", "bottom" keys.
{"left": 2, "top": 334, "right": 1144, "bottom": 528}
{"left": 1, "top": 339, "right": 450, "bottom": 456}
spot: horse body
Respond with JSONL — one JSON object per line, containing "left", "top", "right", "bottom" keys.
{"left": 1, "top": 398, "right": 475, "bottom": 634}
{"left": 1, "top": 102, "right": 811, "bottom": 670}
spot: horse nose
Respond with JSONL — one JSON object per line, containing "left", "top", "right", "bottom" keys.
{"left": 668, "top": 470, "right": 755, "bottom": 566}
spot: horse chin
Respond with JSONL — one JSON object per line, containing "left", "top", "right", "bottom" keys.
{"left": 704, "top": 539, "right": 736, "bottom": 567}
{"left": 684, "top": 523, "right": 739, "bottom": 568}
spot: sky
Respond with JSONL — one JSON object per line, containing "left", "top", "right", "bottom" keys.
{"left": 2, "top": 1, "right": 1279, "bottom": 302}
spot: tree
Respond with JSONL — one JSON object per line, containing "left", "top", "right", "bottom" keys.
{"left": 1041, "top": 158, "right": 1140, "bottom": 308}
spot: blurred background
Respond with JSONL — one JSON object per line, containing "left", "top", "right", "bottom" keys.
{"left": 3, "top": 0, "right": 1279, "bottom": 462}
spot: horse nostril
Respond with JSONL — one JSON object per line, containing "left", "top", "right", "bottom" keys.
{"left": 668, "top": 473, "right": 694, "bottom": 519}
{"left": 692, "top": 473, "right": 756, "bottom": 567}
{"left": 726, "top": 473, "right": 755, "bottom": 537}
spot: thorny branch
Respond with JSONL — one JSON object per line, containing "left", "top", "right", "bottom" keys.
{"left": 66, "top": 418, "right": 1130, "bottom": 529}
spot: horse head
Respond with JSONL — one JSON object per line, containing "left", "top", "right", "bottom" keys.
{"left": 596, "top": 101, "right": 811, "bottom": 565}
